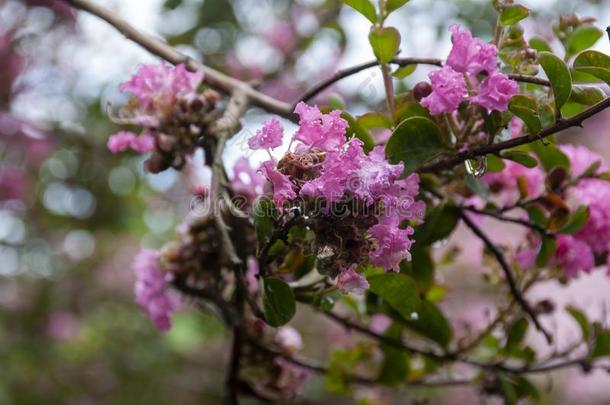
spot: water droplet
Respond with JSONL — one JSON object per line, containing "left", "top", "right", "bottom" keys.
{"left": 465, "top": 156, "right": 487, "bottom": 177}
{"left": 410, "top": 312, "right": 419, "bottom": 321}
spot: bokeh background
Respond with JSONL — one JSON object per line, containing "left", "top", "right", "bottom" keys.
{"left": 2, "top": 0, "right": 610, "bottom": 403}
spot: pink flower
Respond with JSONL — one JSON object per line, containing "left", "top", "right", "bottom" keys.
{"left": 248, "top": 117, "right": 284, "bottom": 150}
{"left": 231, "top": 158, "right": 266, "bottom": 206}
{"left": 260, "top": 160, "right": 297, "bottom": 208}
{"left": 119, "top": 63, "right": 203, "bottom": 113}
{"left": 470, "top": 71, "right": 519, "bottom": 113}
{"left": 337, "top": 264, "right": 369, "bottom": 294}
{"left": 369, "top": 314, "right": 392, "bottom": 334}
{"left": 264, "top": 21, "right": 297, "bottom": 54}
{"left": 420, "top": 66, "right": 467, "bottom": 115}
{"left": 107, "top": 131, "right": 136, "bottom": 153}
{"left": 446, "top": 24, "right": 498, "bottom": 75}
{"left": 555, "top": 235, "right": 595, "bottom": 278}
{"left": 130, "top": 133, "right": 156, "bottom": 153}
{"left": 293, "top": 102, "right": 347, "bottom": 152}
{"left": 567, "top": 179, "right": 610, "bottom": 255}
{"left": 560, "top": 144, "right": 607, "bottom": 178}
{"left": 510, "top": 117, "right": 524, "bottom": 138}
{"left": 368, "top": 223, "right": 415, "bottom": 272}
{"left": 483, "top": 160, "right": 545, "bottom": 205}
{"left": 132, "top": 249, "right": 178, "bottom": 332}
{"left": 275, "top": 326, "right": 303, "bottom": 353}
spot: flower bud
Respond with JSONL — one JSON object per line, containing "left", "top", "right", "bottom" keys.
{"left": 413, "top": 81, "right": 433, "bottom": 101}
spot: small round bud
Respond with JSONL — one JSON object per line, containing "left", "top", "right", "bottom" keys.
{"left": 413, "top": 82, "right": 432, "bottom": 101}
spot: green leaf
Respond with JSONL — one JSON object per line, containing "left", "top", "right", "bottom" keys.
{"left": 566, "top": 25, "right": 603, "bottom": 56}
{"left": 573, "top": 50, "right": 610, "bottom": 85}
{"left": 392, "top": 101, "right": 432, "bottom": 124}
{"left": 367, "top": 273, "right": 421, "bottom": 319}
{"left": 262, "top": 277, "right": 296, "bottom": 327}
{"left": 566, "top": 305, "right": 590, "bottom": 341}
{"left": 487, "top": 154, "right": 506, "bottom": 172}
{"left": 400, "top": 245, "right": 434, "bottom": 292}
{"left": 508, "top": 95, "right": 541, "bottom": 134}
{"left": 559, "top": 206, "right": 589, "bottom": 234}
{"left": 501, "top": 150, "right": 538, "bottom": 168}
{"left": 592, "top": 330, "right": 610, "bottom": 358}
{"left": 527, "top": 205, "right": 547, "bottom": 227}
{"left": 386, "top": 0, "right": 410, "bottom": 14}
{"left": 569, "top": 85, "right": 606, "bottom": 105}
{"left": 252, "top": 197, "right": 277, "bottom": 246}
{"left": 499, "top": 5, "right": 529, "bottom": 26}
{"left": 378, "top": 324, "right": 409, "bottom": 386}
{"left": 536, "top": 235, "right": 556, "bottom": 267}
{"left": 527, "top": 140, "right": 570, "bottom": 172}
{"left": 529, "top": 37, "right": 552, "bottom": 52}
{"left": 505, "top": 318, "right": 528, "bottom": 353}
{"left": 341, "top": 111, "right": 376, "bottom": 152}
{"left": 369, "top": 27, "right": 401, "bottom": 64}
{"left": 385, "top": 117, "right": 448, "bottom": 174}
{"left": 392, "top": 64, "right": 417, "bottom": 79}
{"left": 413, "top": 203, "right": 461, "bottom": 245}
{"left": 357, "top": 112, "right": 393, "bottom": 130}
{"left": 400, "top": 300, "right": 452, "bottom": 348}
{"left": 539, "top": 52, "right": 572, "bottom": 110}
{"left": 343, "top": 0, "right": 377, "bottom": 24}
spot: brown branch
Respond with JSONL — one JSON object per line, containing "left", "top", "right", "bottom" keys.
{"left": 419, "top": 97, "right": 610, "bottom": 173}
{"left": 460, "top": 212, "right": 553, "bottom": 343}
{"left": 62, "top": 0, "right": 294, "bottom": 119}
{"left": 462, "top": 206, "right": 554, "bottom": 237}
{"left": 246, "top": 335, "right": 474, "bottom": 387}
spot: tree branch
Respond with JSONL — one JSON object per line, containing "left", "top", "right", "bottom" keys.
{"left": 295, "top": 57, "right": 551, "bottom": 104}
{"left": 462, "top": 206, "right": 554, "bottom": 237}
{"left": 62, "top": 0, "right": 294, "bottom": 119}
{"left": 419, "top": 97, "right": 610, "bottom": 173}
{"left": 460, "top": 212, "right": 553, "bottom": 343}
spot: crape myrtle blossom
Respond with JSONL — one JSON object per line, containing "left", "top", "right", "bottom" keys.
{"left": 249, "top": 102, "right": 425, "bottom": 286}
{"left": 483, "top": 159, "right": 545, "bottom": 206}
{"left": 248, "top": 117, "right": 284, "bottom": 150}
{"left": 510, "top": 145, "right": 610, "bottom": 278}
{"left": 420, "top": 66, "right": 467, "bottom": 115}
{"left": 446, "top": 24, "right": 498, "bottom": 75}
{"left": 106, "top": 63, "right": 219, "bottom": 173}
{"left": 561, "top": 145, "right": 610, "bottom": 256}
{"left": 470, "top": 71, "right": 520, "bottom": 114}
{"left": 420, "top": 25, "right": 519, "bottom": 115}
{"left": 132, "top": 249, "right": 178, "bottom": 332}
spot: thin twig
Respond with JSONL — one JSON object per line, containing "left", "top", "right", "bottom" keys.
{"left": 460, "top": 212, "right": 553, "bottom": 343}
{"left": 462, "top": 205, "right": 554, "bottom": 237}
{"left": 295, "top": 57, "right": 551, "bottom": 104}
{"left": 419, "top": 97, "right": 610, "bottom": 173}
{"left": 63, "top": 0, "right": 294, "bottom": 119}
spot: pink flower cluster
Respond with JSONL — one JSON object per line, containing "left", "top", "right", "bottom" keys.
{"left": 483, "top": 159, "right": 545, "bottom": 205}
{"left": 561, "top": 145, "right": 610, "bottom": 264}
{"left": 132, "top": 249, "right": 178, "bottom": 331}
{"left": 119, "top": 63, "right": 203, "bottom": 115}
{"left": 249, "top": 103, "right": 425, "bottom": 286}
{"left": 107, "top": 63, "right": 214, "bottom": 173}
{"left": 420, "top": 25, "right": 519, "bottom": 115}
{"left": 512, "top": 145, "right": 610, "bottom": 278}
